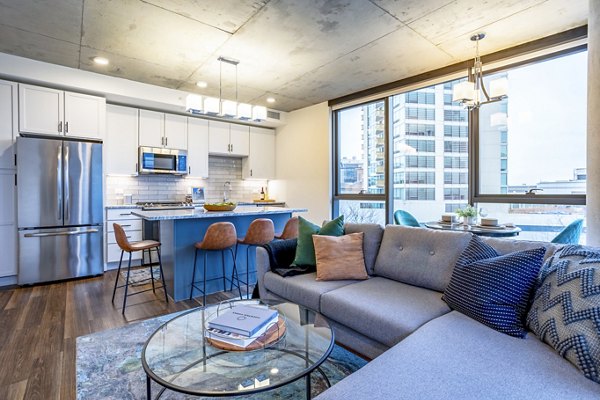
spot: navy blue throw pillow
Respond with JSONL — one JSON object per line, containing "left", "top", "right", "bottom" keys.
{"left": 443, "top": 236, "right": 546, "bottom": 338}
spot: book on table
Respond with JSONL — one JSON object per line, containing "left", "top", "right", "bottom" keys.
{"left": 205, "top": 316, "right": 278, "bottom": 348}
{"left": 208, "top": 305, "right": 279, "bottom": 337}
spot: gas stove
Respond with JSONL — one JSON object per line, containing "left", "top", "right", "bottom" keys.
{"left": 137, "top": 201, "right": 196, "bottom": 211}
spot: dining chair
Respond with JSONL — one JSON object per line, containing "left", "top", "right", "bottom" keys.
{"left": 393, "top": 210, "right": 421, "bottom": 227}
{"left": 551, "top": 219, "right": 584, "bottom": 244}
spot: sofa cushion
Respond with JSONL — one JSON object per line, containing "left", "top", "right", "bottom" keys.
{"left": 315, "top": 311, "right": 600, "bottom": 400}
{"left": 314, "top": 233, "right": 368, "bottom": 281}
{"left": 344, "top": 223, "right": 384, "bottom": 275}
{"left": 527, "top": 245, "right": 600, "bottom": 384}
{"left": 374, "top": 225, "right": 471, "bottom": 291}
{"left": 443, "top": 236, "right": 546, "bottom": 337}
{"left": 320, "top": 277, "right": 450, "bottom": 347}
{"left": 292, "top": 215, "right": 344, "bottom": 267}
{"left": 263, "top": 271, "right": 358, "bottom": 312}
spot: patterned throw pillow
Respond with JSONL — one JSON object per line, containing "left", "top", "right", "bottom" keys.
{"left": 443, "top": 236, "right": 546, "bottom": 338}
{"left": 527, "top": 245, "right": 600, "bottom": 383}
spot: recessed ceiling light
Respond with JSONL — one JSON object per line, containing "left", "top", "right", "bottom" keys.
{"left": 92, "top": 56, "right": 109, "bottom": 65}
{"left": 266, "top": 97, "right": 276, "bottom": 103}
{"left": 196, "top": 81, "right": 208, "bottom": 88}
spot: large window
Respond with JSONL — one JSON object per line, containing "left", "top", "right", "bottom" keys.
{"left": 334, "top": 100, "right": 387, "bottom": 223}
{"left": 476, "top": 50, "right": 587, "bottom": 199}
{"left": 473, "top": 49, "right": 587, "bottom": 239}
{"left": 333, "top": 39, "right": 587, "bottom": 238}
{"left": 336, "top": 101, "right": 385, "bottom": 195}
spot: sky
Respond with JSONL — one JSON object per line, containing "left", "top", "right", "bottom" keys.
{"left": 338, "top": 50, "right": 588, "bottom": 186}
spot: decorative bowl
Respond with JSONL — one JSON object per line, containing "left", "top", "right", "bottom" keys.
{"left": 204, "top": 203, "right": 237, "bottom": 212}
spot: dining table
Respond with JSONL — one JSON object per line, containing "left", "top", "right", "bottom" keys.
{"left": 424, "top": 221, "right": 521, "bottom": 237}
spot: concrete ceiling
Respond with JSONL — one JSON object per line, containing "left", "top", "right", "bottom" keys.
{"left": 0, "top": 0, "right": 588, "bottom": 112}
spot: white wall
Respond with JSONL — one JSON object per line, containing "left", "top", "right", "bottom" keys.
{"left": 270, "top": 102, "right": 331, "bottom": 223}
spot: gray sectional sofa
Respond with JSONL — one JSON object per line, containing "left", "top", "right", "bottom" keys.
{"left": 255, "top": 224, "right": 600, "bottom": 399}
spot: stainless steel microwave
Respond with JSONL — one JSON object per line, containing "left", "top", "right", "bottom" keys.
{"left": 138, "top": 146, "right": 188, "bottom": 175}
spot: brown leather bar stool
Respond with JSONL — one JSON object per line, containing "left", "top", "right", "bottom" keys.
{"left": 111, "top": 223, "right": 168, "bottom": 314}
{"left": 190, "top": 222, "right": 242, "bottom": 305}
{"left": 235, "top": 218, "right": 275, "bottom": 298}
{"left": 275, "top": 216, "right": 299, "bottom": 240}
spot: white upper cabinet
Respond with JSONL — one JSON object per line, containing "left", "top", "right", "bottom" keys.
{"left": 106, "top": 105, "right": 139, "bottom": 175}
{"left": 208, "top": 120, "right": 231, "bottom": 155}
{"left": 164, "top": 114, "right": 187, "bottom": 150}
{"left": 208, "top": 121, "right": 249, "bottom": 157}
{"left": 139, "top": 109, "right": 164, "bottom": 148}
{"left": 0, "top": 80, "right": 17, "bottom": 169}
{"left": 18, "top": 84, "right": 105, "bottom": 140}
{"left": 139, "top": 110, "right": 188, "bottom": 149}
{"left": 64, "top": 92, "right": 105, "bottom": 139}
{"left": 187, "top": 117, "right": 209, "bottom": 178}
{"left": 243, "top": 127, "right": 275, "bottom": 180}
{"left": 229, "top": 124, "right": 250, "bottom": 157}
{"left": 19, "top": 84, "right": 63, "bottom": 135}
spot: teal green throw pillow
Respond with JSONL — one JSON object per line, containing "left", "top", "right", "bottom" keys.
{"left": 292, "top": 215, "right": 344, "bottom": 266}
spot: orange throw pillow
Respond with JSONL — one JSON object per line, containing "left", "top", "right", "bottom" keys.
{"left": 313, "top": 232, "right": 368, "bottom": 281}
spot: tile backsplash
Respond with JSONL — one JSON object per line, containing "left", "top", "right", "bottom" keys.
{"left": 106, "top": 156, "right": 268, "bottom": 204}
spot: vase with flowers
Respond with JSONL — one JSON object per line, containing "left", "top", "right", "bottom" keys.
{"left": 456, "top": 205, "right": 478, "bottom": 226}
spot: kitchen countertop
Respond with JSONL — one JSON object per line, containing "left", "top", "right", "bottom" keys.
{"left": 131, "top": 206, "right": 307, "bottom": 221}
{"left": 105, "top": 204, "right": 143, "bottom": 209}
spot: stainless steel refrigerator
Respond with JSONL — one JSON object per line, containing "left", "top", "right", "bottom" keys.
{"left": 17, "top": 136, "right": 103, "bottom": 285}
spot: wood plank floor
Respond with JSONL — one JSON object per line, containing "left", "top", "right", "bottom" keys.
{"left": 0, "top": 270, "right": 249, "bottom": 400}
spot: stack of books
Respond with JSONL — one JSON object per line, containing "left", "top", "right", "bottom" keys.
{"left": 205, "top": 305, "right": 279, "bottom": 349}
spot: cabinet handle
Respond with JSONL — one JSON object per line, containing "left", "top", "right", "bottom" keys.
{"left": 119, "top": 213, "right": 132, "bottom": 216}
{"left": 250, "top": 169, "right": 253, "bottom": 176}
{"left": 188, "top": 166, "right": 191, "bottom": 174}
{"left": 231, "top": 143, "right": 233, "bottom": 153}
{"left": 58, "top": 121, "right": 63, "bottom": 133}
{"left": 165, "top": 137, "right": 168, "bottom": 146}
{"left": 121, "top": 224, "right": 132, "bottom": 227}
{"left": 65, "top": 121, "right": 69, "bottom": 133}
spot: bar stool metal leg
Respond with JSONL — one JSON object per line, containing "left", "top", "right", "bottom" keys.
{"left": 148, "top": 249, "right": 156, "bottom": 293}
{"left": 112, "top": 250, "right": 124, "bottom": 304}
{"left": 246, "top": 245, "right": 251, "bottom": 299}
{"left": 190, "top": 248, "right": 198, "bottom": 300}
{"left": 122, "top": 252, "right": 133, "bottom": 314}
{"left": 230, "top": 247, "right": 242, "bottom": 299}
{"left": 221, "top": 250, "right": 226, "bottom": 292}
{"left": 203, "top": 251, "right": 208, "bottom": 306}
{"left": 156, "top": 247, "right": 168, "bottom": 304}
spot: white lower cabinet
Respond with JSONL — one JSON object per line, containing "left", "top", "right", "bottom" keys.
{"left": 105, "top": 208, "right": 142, "bottom": 263}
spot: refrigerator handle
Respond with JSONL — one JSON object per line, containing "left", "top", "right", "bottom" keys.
{"left": 24, "top": 229, "right": 100, "bottom": 238}
{"left": 57, "top": 144, "right": 63, "bottom": 221}
{"left": 64, "top": 144, "right": 70, "bottom": 221}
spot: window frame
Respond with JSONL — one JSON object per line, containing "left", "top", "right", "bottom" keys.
{"left": 470, "top": 43, "right": 588, "bottom": 207}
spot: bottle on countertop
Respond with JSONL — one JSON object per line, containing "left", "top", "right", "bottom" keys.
{"left": 260, "top": 187, "right": 265, "bottom": 201}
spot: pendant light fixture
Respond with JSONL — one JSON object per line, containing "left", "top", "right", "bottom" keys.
{"left": 186, "top": 56, "right": 268, "bottom": 122}
{"left": 452, "top": 33, "right": 508, "bottom": 109}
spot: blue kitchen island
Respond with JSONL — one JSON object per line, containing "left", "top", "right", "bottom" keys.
{"left": 132, "top": 206, "right": 306, "bottom": 302}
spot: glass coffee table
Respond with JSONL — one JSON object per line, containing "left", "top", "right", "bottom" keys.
{"left": 141, "top": 300, "right": 335, "bottom": 399}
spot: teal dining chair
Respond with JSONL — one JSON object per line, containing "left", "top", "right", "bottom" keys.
{"left": 551, "top": 219, "right": 584, "bottom": 244}
{"left": 393, "top": 210, "right": 421, "bottom": 227}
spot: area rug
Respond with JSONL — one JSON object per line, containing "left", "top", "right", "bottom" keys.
{"left": 119, "top": 266, "right": 162, "bottom": 287}
{"left": 76, "top": 309, "right": 367, "bottom": 399}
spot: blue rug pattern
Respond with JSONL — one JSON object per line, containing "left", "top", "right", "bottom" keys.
{"left": 76, "top": 309, "right": 367, "bottom": 399}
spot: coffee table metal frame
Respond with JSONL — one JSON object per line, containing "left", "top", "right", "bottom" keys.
{"left": 141, "top": 300, "right": 335, "bottom": 399}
